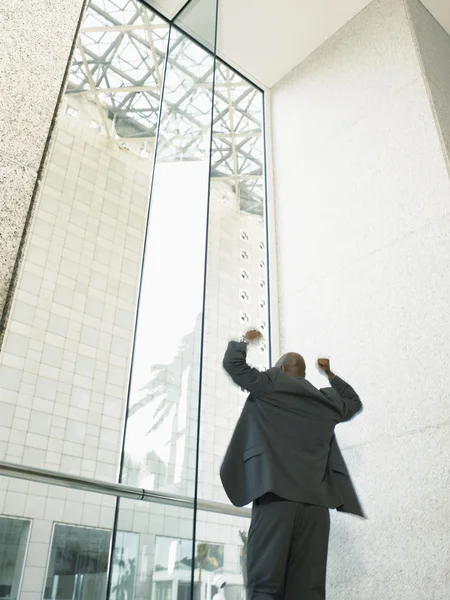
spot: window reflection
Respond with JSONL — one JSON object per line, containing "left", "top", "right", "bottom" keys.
{"left": 0, "top": 517, "right": 30, "bottom": 600}
{"left": 44, "top": 524, "right": 138, "bottom": 600}
{"left": 153, "top": 537, "right": 228, "bottom": 600}
{"left": 122, "top": 17, "right": 216, "bottom": 496}
{"left": 120, "top": 13, "right": 269, "bottom": 500}
{"left": 69, "top": 0, "right": 168, "bottom": 144}
{"left": 211, "top": 64, "right": 264, "bottom": 217}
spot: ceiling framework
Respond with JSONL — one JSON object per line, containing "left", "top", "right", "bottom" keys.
{"left": 67, "top": 0, "right": 265, "bottom": 215}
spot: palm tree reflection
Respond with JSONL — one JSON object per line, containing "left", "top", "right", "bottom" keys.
{"left": 123, "top": 314, "right": 202, "bottom": 491}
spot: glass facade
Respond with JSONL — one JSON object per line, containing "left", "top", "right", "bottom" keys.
{"left": 0, "top": 0, "right": 268, "bottom": 598}
{"left": 44, "top": 524, "right": 112, "bottom": 599}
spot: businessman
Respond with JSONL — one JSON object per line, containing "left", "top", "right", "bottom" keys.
{"left": 220, "top": 330, "right": 364, "bottom": 600}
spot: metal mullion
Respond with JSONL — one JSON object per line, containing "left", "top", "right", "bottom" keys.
{"left": 261, "top": 91, "right": 272, "bottom": 367}
{"left": 184, "top": 1, "right": 220, "bottom": 599}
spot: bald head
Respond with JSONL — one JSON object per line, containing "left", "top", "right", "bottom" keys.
{"left": 275, "top": 352, "right": 306, "bottom": 377}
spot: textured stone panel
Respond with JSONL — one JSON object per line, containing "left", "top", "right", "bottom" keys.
{"left": 0, "top": 0, "right": 85, "bottom": 171}
{"left": 327, "top": 423, "right": 450, "bottom": 598}
{"left": 279, "top": 212, "right": 450, "bottom": 447}
{"left": 274, "top": 75, "right": 450, "bottom": 297}
{"left": 0, "top": 155, "right": 36, "bottom": 312}
{"left": 272, "top": 0, "right": 422, "bottom": 154}
{"left": 273, "top": 0, "right": 450, "bottom": 596}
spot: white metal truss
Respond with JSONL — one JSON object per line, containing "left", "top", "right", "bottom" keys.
{"left": 67, "top": 0, "right": 264, "bottom": 215}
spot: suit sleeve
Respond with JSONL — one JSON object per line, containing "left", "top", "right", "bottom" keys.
{"left": 329, "top": 376, "right": 363, "bottom": 422}
{"left": 222, "top": 341, "right": 274, "bottom": 395}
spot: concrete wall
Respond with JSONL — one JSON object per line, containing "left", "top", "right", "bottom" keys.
{"left": 408, "top": 0, "right": 450, "bottom": 168}
{"left": 271, "top": 0, "right": 450, "bottom": 597}
{"left": 0, "top": 0, "right": 85, "bottom": 332}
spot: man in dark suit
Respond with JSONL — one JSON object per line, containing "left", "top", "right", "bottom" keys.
{"left": 220, "top": 330, "right": 364, "bottom": 600}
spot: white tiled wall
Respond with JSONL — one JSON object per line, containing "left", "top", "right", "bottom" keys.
{"left": 0, "top": 95, "right": 151, "bottom": 481}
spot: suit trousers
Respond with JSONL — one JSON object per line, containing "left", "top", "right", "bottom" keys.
{"left": 246, "top": 493, "right": 330, "bottom": 600}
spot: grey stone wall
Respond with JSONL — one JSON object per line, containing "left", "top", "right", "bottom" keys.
{"left": 0, "top": 0, "right": 85, "bottom": 336}
{"left": 407, "top": 0, "right": 450, "bottom": 170}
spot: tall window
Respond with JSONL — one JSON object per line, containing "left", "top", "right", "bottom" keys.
{"left": 119, "top": 3, "right": 269, "bottom": 505}
{"left": 0, "top": 0, "right": 267, "bottom": 598}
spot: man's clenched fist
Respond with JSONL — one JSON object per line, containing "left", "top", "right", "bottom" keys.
{"left": 317, "top": 358, "right": 330, "bottom": 373}
{"left": 317, "top": 358, "right": 335, "bottom": 379}
{"left": 243, "top": 330, "right": 263, "bottom": 344}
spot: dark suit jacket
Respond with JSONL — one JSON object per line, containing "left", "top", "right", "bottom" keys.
{"left": 220, "top": 341, "right": 365, "bottom": 517}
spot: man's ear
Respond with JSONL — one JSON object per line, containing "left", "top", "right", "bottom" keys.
{"left": 280, "top": 365, "right": 285, "bottom": 372}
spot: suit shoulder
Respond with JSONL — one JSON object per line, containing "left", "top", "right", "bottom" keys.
{"left": 265, "top": 367, "right": 280, "bottom": 381}
{"left": 320, "top": 386, "right": 340, "bottom": 398}
{"left": 265, "top": 367, "right": 278, "bottom": 375}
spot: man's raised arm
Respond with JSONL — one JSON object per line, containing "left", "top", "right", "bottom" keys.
{"left": 222, "top": 330, "right": 274, "bottom": 395}
{"left": 317, "top": 358, "right": 363, "bottom": 422}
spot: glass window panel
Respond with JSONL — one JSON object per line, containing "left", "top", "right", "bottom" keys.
{"left": 43, "top": 524, "right": 140, "bottom": 599}
{"left": 44, "top": 524, "right": 112, "bottom": 599}
{"left": 110, "top": 530, "right": 140, "bottom": 598}
{"left": 2, "top": 0, "right": 268, "bottom": 596}
{"left": 122, "top": 27, "right": 216, "bottom": 497}
{"left": 199, "top": 63, "right": 268, "bottom": 503}
{"left": 0, "top": 477, "right": 116, "bottom": 598}
{"left": 174, "top": 0, "right": 218, "bottom": 53}
{"left": 195, "top": 512, "right": 250, "bottom": 600}
{"left": 108, "top": 499, "right": 196, "bottom": 600}
{"left": 70, "top": 0, "right": 169, "bottom": 141}
{"left": 0, "top": 516, "right": 30, "bottom": 600}
{"left": 154, "top": 580, "right": 172, "bottom": 600}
